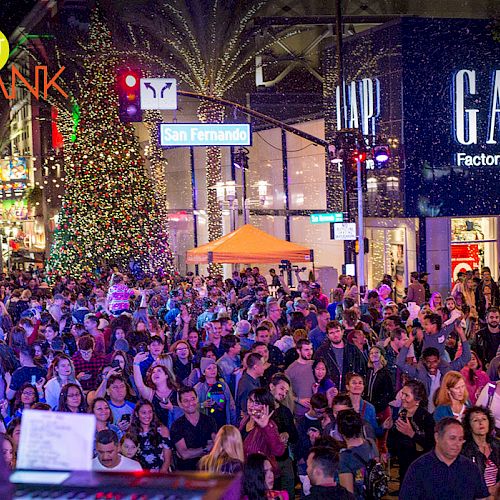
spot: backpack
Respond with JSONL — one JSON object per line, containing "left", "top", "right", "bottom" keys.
{"left": 350, "top": 444, "right": 389, "bottom": 500}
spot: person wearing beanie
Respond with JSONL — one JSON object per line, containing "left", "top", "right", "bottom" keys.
{"left": 235, "top": 320, "right": 254, "bottom": 351}
{"left": 194, "top": 357, "right": 236, "bottom": 429}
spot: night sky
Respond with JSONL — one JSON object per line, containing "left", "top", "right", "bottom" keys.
{"left": 1, "top": 0, "right": 38, "bottom": 37}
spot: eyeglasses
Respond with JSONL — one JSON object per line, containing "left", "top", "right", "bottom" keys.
{"left": 22, "top": 391, "right": 36, "bottom": 396}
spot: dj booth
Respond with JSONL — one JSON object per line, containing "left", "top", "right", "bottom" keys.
{"left": 10, "top": 469, "right": 240, "bottom": 499}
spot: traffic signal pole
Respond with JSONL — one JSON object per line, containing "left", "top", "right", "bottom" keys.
{"left": 356, "top": 155, "right": 365, "bottom": 290}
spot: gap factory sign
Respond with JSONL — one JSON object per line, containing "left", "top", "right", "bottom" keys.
{"left": 453, "top": 69, "right": 500, "bottom": 167}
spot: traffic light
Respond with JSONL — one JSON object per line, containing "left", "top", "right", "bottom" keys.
{"left": 117, "top": 68, "right": 142, "bottom": 122}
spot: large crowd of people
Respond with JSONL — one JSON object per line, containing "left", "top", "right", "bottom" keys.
{"left": 0, "top": 264, "right": 499, "bottom": 499}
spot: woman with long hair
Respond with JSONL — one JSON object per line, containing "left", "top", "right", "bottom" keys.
{"left": 434, "top": 370, "right": 469, "bottom": 422}
{"left": 311, "top": 358, "right": 337, "bottom": 406}
{"left": 240, "top": 389, "right": 285, "bottom": 476}
{"left": 169, "top": 340, "right": 194, "bottom": 385}
{"left": 462, "top": 278, "right": 479, "bottom": 317}
{"left": 345, "top": 372, "right": 384, "bottom": 439}
{"left": 133, "top": 352, "right": 180, "bottom": 427}
{"left": 198, "top": 424, "right": 244, "bottom": 474}
{"left": 462, "top": 406, "right": 500, "bottom": 497}
{"left": 129, "top": 399, "right": 171, "bottom": 472}
{"left": 0, "top": 383, "right": 42, "bottom": 426}
{"left": 461, "top": 351, "right": 490, "bottom": 405}
{"left": 386, "top": 379, "right": 435, "bottom": 482}
{"left": 90, "top": 397, "right": 121, "bottom": 437}
{"left": 242, "top": 452, "right": 288, "bottom": 500}
{"left": 429, "top": 292, "right": 443, "bottom": 312}
{"left": 7, "top": 326, "right": 27, "bottom": 355}
{"left": 57, "top": 383, "right": 88, "bottom": 413}
{"left": 1, "top": 433, "right": 16, "bottom": 469}
{"left": 44, "top": 354, "right": 80, "bottom": 409}
{"left": 365, "top": 346, "right": 394, "bottom": 455}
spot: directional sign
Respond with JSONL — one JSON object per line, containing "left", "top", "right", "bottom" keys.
{"left": 333, "top": 222, "right": 357, "bottom": 240}
{"left": 140, "top": 78, "right": 177, "bottom": 110}
{"left": 159, "top": 123, "right": 251, "bottom": 147}
{"left": 310, "top": 212, "right": 344, "bottom": 224}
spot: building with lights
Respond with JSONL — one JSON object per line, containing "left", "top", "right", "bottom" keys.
{"left": 1, "top": 0, "right": 90, "bottom": 270}
{"left": 164, "top": 16, "right": 499, "bottom": 297}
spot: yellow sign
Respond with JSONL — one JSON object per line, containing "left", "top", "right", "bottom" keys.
{"left": 0, "top": 31, "right": 9, "bottom": 70}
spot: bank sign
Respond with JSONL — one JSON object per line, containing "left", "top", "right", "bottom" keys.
{"left": 159, "top": 123, "right": 251, "bottom": 147}
{"left": 453, "top": 69, "right": 500, "bottom": 167}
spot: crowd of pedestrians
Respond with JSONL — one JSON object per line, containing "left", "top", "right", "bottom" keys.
{"left": 0, "top": 264, "right": 498, "bottom": 499}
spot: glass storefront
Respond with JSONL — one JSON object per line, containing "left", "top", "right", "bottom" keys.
{"left": 450, "top": 217, "right": 498, "bottom": 282}
{"left": 366, "top": 226, "right": 407, "bottom": 300}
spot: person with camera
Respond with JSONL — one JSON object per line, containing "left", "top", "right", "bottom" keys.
{"left": 386, "top": 379, "right": 435, "bottom": 484}
{"left": 133, "top": 351, "right": 179, "bottom": 427}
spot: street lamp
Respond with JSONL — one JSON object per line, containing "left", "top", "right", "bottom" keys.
{"left": 210, "top": 181, "right": 239, "bottom": 232}
{"left": 255, "top": 180, "right": 269, "bottom": 205}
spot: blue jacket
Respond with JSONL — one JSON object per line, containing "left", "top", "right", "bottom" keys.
{"left": 433, "top": 402, "right": 470, "bottom": 422}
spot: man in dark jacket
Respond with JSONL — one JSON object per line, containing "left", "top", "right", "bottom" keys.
{"left": 305, "top": 446, "right": 354, "bottom": 499}
{"left": 472, "top": 307, "right": 500, "bottom": 365}
{"left": 314, "top": 321, "right": 367, "bottom": 391}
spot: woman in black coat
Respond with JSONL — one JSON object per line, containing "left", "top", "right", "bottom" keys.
{"left": 365, "top": 346, "right": 394, "bottom": 454}
{"left": 462, "top": 406, "right": 500, "bottom": 497}
{"left": 386, "top": 379, "right": 435, "bottom": 482}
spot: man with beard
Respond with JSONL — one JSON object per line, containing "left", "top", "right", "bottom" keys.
{"left": 285, "top": 339, "right": 315, "bottom": 417}
{"left": 314, "top": 321, "right": 367, "bottom": 391}
{"left": 269, "top": 373, "right": 298, "bottom": 500}
{"left": 473, "top": 307, "right": 500, "bottom": 365}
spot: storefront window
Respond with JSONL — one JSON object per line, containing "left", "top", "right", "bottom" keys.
{"left": 367, "top": 227, "right": 406, "bottom": 299}
{"left": 450, "top": 217, "right": 498, "bottom": 281}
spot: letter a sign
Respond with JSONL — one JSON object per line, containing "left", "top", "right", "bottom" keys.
{"left": 140, "top": 78, "right": 177, "bottom": 110}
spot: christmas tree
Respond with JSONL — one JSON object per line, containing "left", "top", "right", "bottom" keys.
{"left": 47, "top": 11, "right": 173, "bottom": 278}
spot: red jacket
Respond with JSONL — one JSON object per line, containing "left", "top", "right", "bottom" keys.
{"left": 241, "top": 418, "right": 286, "bottom": 473}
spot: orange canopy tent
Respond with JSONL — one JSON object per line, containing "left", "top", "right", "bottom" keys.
{"left": 186, "top": 224, "right": 313, "bottom": 264}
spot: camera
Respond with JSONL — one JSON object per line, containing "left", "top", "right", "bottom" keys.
{"left": 278, "top": 260, "right": 291, "bottom": 274}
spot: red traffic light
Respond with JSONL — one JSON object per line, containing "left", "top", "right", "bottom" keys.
{"left": 353, "top": 150, "right": 366, "bottom": 162}
{"left": 117, "top": 68, "right": 142, "bottom": 122}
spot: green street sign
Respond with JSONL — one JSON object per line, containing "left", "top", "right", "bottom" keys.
{"left": 310, "top": 212, "right": 344, "bottom": 224}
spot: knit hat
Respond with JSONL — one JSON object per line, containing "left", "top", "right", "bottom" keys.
{"left": 114, "top": 338, "right": 130, "bottom": 352}
{"left": 235, "top": 320, "right": 251, "bottom": 336}
{"left": 200, "top": 357, "right": 216, "bottom": 374}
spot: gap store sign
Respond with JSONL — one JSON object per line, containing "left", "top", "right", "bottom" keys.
{"left": 159, "top": 123, "right": 251, "bottom": 147}
{"left": 453, "top": 69, "right": 500, "bottom": 167}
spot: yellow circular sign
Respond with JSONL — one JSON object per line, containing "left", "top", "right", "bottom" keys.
{"left": 0, "top": 31, "right": 10, "bottom": 70}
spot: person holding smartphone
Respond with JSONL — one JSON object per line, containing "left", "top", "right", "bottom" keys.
{"left": 386, "top": 379, "right": 435, "bottom": 483}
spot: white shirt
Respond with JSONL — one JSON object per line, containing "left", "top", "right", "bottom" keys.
{"left": 92, "top": 455, "right": 142, "bottom": 472}
{"left": 44, "top": 377, "right": 81, "bottom": 410}
{"left": 477, "top": 384, "right": 500, "bottom": 429}
{"left": 428, "top": 372, "right": 442, "bottom": 413}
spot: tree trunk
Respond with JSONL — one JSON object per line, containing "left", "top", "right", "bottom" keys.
{"left": 197, "top": 99, "right": 225, "bottom": 275}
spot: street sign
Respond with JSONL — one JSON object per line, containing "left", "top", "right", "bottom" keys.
{"left": 310, "top": 212, "right": 344, "bottom": 224}
{"left": 159, "top": 123, "right": 251, "bottom": 147}
{"left": 333, "top": 222, "right": 357, "bottom": 240}
{"left": 140, "top": 78, "right": 177, "bottom": 110}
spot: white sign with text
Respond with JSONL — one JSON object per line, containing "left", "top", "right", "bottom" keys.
{"left": 17, "top": 410, "right": 96, "bottom": 471}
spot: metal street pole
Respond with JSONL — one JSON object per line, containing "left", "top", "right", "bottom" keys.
{"left": 356, "top": 156, "right": 365, "bottom": 290}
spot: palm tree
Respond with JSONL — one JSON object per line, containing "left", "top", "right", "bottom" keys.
{"left": 117, "top": 0, "right": 297, "bottom": 272}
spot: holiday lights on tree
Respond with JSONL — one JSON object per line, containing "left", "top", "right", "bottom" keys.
{"left": 46, "top": 11, "right": 173, "bottom": 278}
{"left": 124, "top": 1, "right": 299, "bottom": 273}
